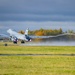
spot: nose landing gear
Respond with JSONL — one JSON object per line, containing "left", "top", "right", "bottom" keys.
{"left": 21, "top": 40, "right": 25, "bottom": 43}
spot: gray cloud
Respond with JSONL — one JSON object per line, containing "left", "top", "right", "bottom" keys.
{"left": 0, "top": 0, "right": 75, "bottom": 21}
{"left": 0, "top": 14, "right": 75, "bottom": 21}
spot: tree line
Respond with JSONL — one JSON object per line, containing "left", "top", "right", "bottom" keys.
{"left": 18, "top": 28, "right": 75, "bottom": 36}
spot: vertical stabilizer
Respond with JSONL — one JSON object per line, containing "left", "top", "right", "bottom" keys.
{"left": 25, "top": 28, "right": 29, "bottom": 35}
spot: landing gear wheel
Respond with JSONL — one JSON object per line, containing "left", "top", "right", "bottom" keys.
{"left": 4, "top": 43, "right": 8, "bottom": 46}
{"left": 13, "top": 41, "right": 17, "bottom": 44}
{"left": 21, "top": 40, "right": 25, "bottom": 43}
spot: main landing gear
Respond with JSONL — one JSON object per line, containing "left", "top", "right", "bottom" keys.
{"left": 21, "top": 40, "right": 25, "bottom": 43}
{"left": 13, "top": 41, "right": 17, "bottom": 44}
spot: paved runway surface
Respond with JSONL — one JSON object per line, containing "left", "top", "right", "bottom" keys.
{"left": 0, "top": 54, "right": 75, "bottom": 56}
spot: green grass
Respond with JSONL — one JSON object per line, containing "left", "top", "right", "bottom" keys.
{"left": 0, "top": 46, "right": 75, "bottom": 75}
{"left": 0, "top": 46, "right": 75, "bottom": 54}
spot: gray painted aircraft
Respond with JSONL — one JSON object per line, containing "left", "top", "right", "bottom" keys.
{"left": 7, "top": 28, "right": 31, "bottom": 44}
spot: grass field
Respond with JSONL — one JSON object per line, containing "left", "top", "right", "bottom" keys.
{"left": 0, "top": 46, "right": 75, "bottom": 75}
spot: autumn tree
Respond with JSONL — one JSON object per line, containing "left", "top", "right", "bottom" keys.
{"left": 19, "top": 28, "right": 63, "bottom": 36}
{"left": 18, "top": 30, "right": 25, "bottom": 34}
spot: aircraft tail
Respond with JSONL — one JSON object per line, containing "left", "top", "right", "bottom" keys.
{"left": 25, "top": 28, "right": 29, "bottom": 35}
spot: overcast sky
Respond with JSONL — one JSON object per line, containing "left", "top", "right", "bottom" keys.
{"left": 0, "top": 0, "right": 75, "bottom": 34}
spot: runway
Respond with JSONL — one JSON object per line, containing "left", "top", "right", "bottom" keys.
{"left": 0, "top": 54, "right": 75, "bottom": 56}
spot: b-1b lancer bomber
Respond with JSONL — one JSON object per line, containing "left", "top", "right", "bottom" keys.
{"left": 7, "top": 28, "right": 32, "bottom": 44}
